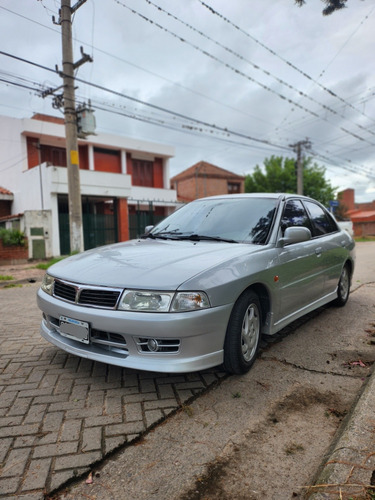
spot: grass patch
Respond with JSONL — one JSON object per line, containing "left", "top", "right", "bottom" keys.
{"left": 0, "top": 275, "right": 14, "bottom": 281}
{"left": 355, "top": 236, "right": 375, "bottom": 242}
{"left": 35, "top": 257, "right": 66, "bottom": 270}
{"left": 3, "top": 283, "right": 22, "bottom": 289}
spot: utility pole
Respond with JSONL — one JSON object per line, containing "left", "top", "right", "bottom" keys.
{"left": 289, "top": 139, "right": 311, "bottom": 195}
{"left": 59, "top": 0, "right": 90, "bottom": 253}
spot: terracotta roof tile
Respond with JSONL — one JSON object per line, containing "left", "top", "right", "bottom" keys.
{"left": 0, "top": 187, "right": 13, "bottom": 195}
{"left": 171, "top": 161, "right": 244, "bottom": 182}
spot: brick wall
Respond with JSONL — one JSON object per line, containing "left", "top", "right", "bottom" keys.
{"left": 0, "top": 238, "right": 28, "bottom": 264}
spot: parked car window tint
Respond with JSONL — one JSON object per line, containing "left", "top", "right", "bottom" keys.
{"left": 281, "top": 200, "right": 311, "bottom": 234}
{"left": 151, "top": 198, "right": 278, "bottom": 244}
{"left": 304, "top": 201, "right": 338, "bottom": 236}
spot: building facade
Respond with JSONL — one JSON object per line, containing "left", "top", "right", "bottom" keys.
{"left": 0, "top": 114, "right": 179, "bottom": 258}
{"left": 339, "top": 188, "right": 375, "bottom": 237}
{"left": 170, "top": 161, "right": 245, "bottom": 202}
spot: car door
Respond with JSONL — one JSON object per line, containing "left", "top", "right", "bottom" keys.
{"left": 276, "top": 199, "right": 326, "bottom": 323}
{"left": 303, "top": 200, "right": 346, "bottom": 296}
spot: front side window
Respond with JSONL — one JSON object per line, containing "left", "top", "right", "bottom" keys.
{"left": 281, "top": 200, "right": 312, "bottom": 234}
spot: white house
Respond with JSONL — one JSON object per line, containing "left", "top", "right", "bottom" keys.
{"left": 0, "top": 113, "right": 179, "bottom": 258}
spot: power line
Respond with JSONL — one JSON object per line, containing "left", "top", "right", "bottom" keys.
{"left": 0, "top": 50, "right": 292, "bottom": 153}
{"left": 197, "top": 0, "right": 375, "bottom": 126}
{"left": 113, "top": 0, "right": 375, "bottom": 148}
{"left": 142, "top": 0, "right": 375, "bottom": 144}
{"left": 0, "top": 5, "right": 273, "bottom": 128}
{"left": 2, "top": 69, "right": 373, "bottom": 183}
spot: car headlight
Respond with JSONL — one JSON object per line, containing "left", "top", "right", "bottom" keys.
{"left": 118, "top": 290, "right": 174, "bottom": 312}
{"left": 171, "top": 292, "right": 210, "bottom": 312}
{"left": 118, "top": 290, "right": 211, "bottom": 312}
{"left": 41, "top": 273, "right": 54, "bottom": 295}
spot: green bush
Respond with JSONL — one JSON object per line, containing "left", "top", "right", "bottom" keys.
{"left": 0, "top": 228, "right": 26, "bottom": 247}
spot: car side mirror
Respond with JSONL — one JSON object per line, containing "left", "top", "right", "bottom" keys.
{"left": 278, "top": 226, "right": 312, "bottom": 247}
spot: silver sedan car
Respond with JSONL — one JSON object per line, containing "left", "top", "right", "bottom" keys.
{"left": 37, "top": 193, "right": 355, "bottom": 374}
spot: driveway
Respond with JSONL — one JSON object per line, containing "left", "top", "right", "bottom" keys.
{"left": 0, "top": 242, "right": 374, "bottom": 499}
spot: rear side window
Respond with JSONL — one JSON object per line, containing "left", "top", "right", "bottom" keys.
{"left": 304, "top": 201, "right": 338, "bottom": 236}
{"left": 281, "top": 200, "right": 312, "bottom": 234}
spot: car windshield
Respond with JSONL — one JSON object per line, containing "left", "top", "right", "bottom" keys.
{"left": 149, "top": 197, "right": 278, "bottom": 244}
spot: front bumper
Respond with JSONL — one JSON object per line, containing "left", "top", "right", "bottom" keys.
{"left": 37, "top": 288, "right": 232, "bottom": 373}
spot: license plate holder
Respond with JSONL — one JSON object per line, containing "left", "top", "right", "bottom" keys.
{"left": 59, "top": 316, "right": 90, "bottom": 344}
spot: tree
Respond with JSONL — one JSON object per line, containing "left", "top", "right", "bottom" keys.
{"left": 245, "top": 155, "right": 336, "bottom": 207}
{"left": 295, "top": 0, "right": 347, "bottom": 16}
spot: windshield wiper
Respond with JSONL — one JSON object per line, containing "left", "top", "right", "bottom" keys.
{"left": 144, "top": 230, "right": 184, "bottom": 240}
{"left": 176, "top": 234, "right": 239, "bottom": 243}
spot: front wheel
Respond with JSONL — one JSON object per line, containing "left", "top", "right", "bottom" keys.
{"left": 223, "top": 290, "right": 262, "bottom": 375}
{"left": 333, "top": 264, "right": 350, "bottom": 307}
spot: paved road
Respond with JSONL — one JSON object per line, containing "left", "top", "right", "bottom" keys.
{"left": 0, "top": 242, "right": 374, "bottom": 499}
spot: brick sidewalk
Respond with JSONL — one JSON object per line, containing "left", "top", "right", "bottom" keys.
{"left": 0, "top": 283, "right": 225, "bottom": 498}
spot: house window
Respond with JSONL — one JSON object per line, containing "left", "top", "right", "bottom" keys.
{"left": 40, "top": 145, "right": 67, "bottom": 167}
{"left": 132, "top": 159, "right": 154, "bottom": 187}
{"left": 228, "top": 182, "right": 240, "bottom": 194}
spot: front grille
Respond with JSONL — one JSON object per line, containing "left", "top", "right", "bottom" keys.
{"left": 135, "top": 337, "right": 180, "bottom": 353}
{"left": 54, "top": 280, "right": 76, "bottom": 302}
{"left": 79, "top": 289, "right": 120, "bottom": 308}
{"left": 52, "top": 279, "right": 122, "bottom": 309}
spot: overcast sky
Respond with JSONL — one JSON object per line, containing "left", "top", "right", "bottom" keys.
{"left": 1, "top": 0, "right": 374, "bottom": 202}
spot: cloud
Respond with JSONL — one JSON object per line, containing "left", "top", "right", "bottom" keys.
{"left": 0, "top": 0, "right": 374, "bottom": 201}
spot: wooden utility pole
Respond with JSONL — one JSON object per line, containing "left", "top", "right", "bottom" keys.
{"left": 289, "top": 139, "right": 311, "bottom": 195}
{"left": 60, "top": 0, "right": 87, "bottom": 253}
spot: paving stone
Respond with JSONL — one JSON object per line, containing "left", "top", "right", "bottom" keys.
{"left": 105, "top": 421, "right": 145, "bottom": 437}
{"left": 144, "top": 398, "right": 179, "bottom": 410}
{"left": 60, "top": 420, "right": 82, "bottom": 442}
{"left": 0, "top": 423, "right": 39, "bottom": 438}
{"left": 140, "top": 378, "right": 156, "bottom": 393}
{"left": 158, "top": 383, "right": 175, "bottom": 399}
{"left": 23, "top": 404, "right": 47, "bottom": 424}
{"left": 0, "top": 437, "right": 12, "bottom": 462}
{"left": 54, "top": 451, "right": 102, "bottom": 471}
{"left": 145, "top": 409, "right": 164, "bottom": 427}
{"left": 0, "top": 476, "right": 20, "bottom": 495}
{"left": 33, "top": 441, "right": 78, "bottom": 459}
{"left": 0, "top": 416, "right": 23, "bottom": 427}
{"left": 105, "top": 396, "right": 123, "bottom": 416}
{"left": 124, "top": 402, "right": 143, "bottom": 422}
{"left": 1, "top": 447, "right": 31, "bottom": 477}
{"left": 84, "top": 415, "right": 123, "bottom": 427}
{"left": 42, "top": 412, "right": 64, "bottom": 433}
{"left": 82, "top": 426, "right": 102, "bottom": 452}
{"left": 21, "top": 457, "right": 52, "bottom": 492}
{"left": 0, "top": 392, "right": 20, "bottom": 411}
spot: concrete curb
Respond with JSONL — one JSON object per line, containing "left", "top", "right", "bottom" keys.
{"left": 307, "top": 365, "right": 375, "bottom": 499}
{"left": 0, "top": 277, "right": 42, "bottom": 287}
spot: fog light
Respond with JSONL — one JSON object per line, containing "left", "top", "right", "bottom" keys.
{"left": 147, "top": 338, "right": 160, "bottom": 352}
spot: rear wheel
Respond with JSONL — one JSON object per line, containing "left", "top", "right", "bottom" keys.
{"left": 223, "top": 290, "right": 262, "bottom": 375}
{"left": 333, "top": 264, "right": 350, "bottom": 307}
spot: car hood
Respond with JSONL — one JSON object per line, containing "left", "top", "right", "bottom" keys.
{"left": 48, "top": 239, "right": 262, "bottom": 290}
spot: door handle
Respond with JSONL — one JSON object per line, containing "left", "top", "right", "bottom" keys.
{"left": 315, "top": 247, "right": 322, "bottom": 257}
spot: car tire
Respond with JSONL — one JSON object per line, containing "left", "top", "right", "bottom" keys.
{"left": 223, "top": 290, "right": 262, "bottom": 375}
{"left": 333, "top": 263, "right": 350, "bottom": 307}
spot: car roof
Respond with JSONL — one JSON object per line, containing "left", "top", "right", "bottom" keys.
{"left": 195, "top": 193, "right": 314, "bottom": 202}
